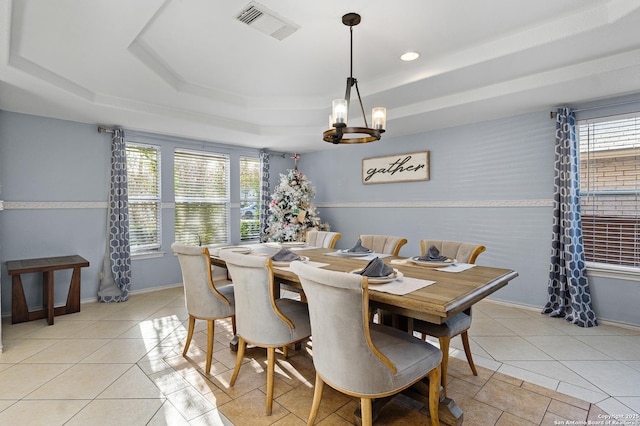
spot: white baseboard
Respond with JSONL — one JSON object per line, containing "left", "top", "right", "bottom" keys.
{"left": 484, "top": 297, "right": 640, "bottom": 331}
{"left": 79, "top": 282, "right": 184, "bottom": 305}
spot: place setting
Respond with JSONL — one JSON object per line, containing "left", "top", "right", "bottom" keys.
{"left": 392, "top": 245, "right": 476, "bottom": 272}
{"left": 209, "top": 245, "right": 254, "bottom": 257}
{"left": 265, "top": 241, "right": 315, "bottom": 250}
{"left": 352, "top": 257, "right": 434, "bottom": 295}
{"left": 269, "top": 248, "right": 328, "bottom": 270}
{"left": 327, "top": 238, "right": 389, "bottom": 259}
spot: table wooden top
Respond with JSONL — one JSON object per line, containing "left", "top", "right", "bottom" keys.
{"left": 211, "top": 246, "right": 518, "bottom": 324}
{"left": 6, "top": 255, "right": 90, "bottom": 274}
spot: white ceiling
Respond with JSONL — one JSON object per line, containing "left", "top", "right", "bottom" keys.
{"left": 2, "top": 0, "right": 640, "bottom": 153}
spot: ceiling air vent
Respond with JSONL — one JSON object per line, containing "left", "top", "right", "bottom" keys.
{"left": 236, "top": 2, "right": 299, "bottom": 41}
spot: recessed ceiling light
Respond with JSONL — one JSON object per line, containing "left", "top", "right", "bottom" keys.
{"left": 400, "top": 51, "right": 420, "bottom": 61}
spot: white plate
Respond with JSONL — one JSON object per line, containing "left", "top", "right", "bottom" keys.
{"left": 219, "top": 246, "right": 253, "bottom": 254}
{"left": 408, "top": 256, "right": 454, "bottom": 268}
{"left": 281, "top": 242, "right": 306, "bottom": 247}
{"left": 351, "top": 268, "right": 403, "bottom": 284}
{"left": 336, "top": 250, "right": 372, "bottom": 257}
{"left": 272, "top": 256, "right": 309, "bottom": 267}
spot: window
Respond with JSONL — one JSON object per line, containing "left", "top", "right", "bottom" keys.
{"left": 578, "top": 114, "right": 639, "bottom": 268}
{"left": 126, "top": 143, "right": 161, "bottom": 253}
{"left": 174, "top": 149, "right": 230, "bottom": 245}
{"left": 240, "top": 157, "right": 261, "bottom": 241}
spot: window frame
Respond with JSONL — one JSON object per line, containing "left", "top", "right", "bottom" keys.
{"left": 239, "top": 156, "right": 261, "bottom": 241}
{"left": 577, "top": 113, "right": 640, "bottom": 280}
{"left": 125, "top": 141, "right": 162, "bottom": 255}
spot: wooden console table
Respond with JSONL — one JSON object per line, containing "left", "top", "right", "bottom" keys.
{"left": 7, "top": 255, "right": 90, "bottom": 325}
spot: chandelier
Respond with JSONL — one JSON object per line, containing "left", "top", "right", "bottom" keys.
{"left": 323, "top": 13, "right": 386, "bottom": 144}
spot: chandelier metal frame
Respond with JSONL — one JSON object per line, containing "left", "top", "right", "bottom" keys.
{"left": 323, "top": 13, "right": 385, "bottom": 144}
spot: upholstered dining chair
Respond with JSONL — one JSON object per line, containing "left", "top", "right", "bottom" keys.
{"left": 413, "top": 239, "right": 486, "bottom": 396}
{"left": 358, "top": 234, "right": 408, "bottom": 255}
{"left": 290, "top": 261, "right": 441, "bottom": 426}
{"left": 171, "top": 242, "right": 235, "bottom": 375}
{"left": 219, "top": 250, "right": 312, "bottom": 415}
{"left": 305, "top": 230, "right": 342, "bottom": 248}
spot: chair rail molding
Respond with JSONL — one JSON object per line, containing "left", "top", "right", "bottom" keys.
{"left": 2, "top": 201, "right": 176, "bottom": 209}
{"left": 2, "top": 201, "right": 108, "bottom": 209}
{"left": 316, "top": 199, "right": 554, "bottom": 208}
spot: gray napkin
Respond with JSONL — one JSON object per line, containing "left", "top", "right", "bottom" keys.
{"left": 271, "top": 248, "right": 301, "bottom": 262}
{"left": 347, "top": 239, "right": 372, "bottom": 253}
{"left": 418, "top": 245, "right": 448, "bottom": 261}
{"left": 355, "top": 257, "right": 394, "bottom": 277}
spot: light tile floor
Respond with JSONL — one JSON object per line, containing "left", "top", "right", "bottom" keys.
{"left": 0, "top": 285, "right": 639, "bottom": 425}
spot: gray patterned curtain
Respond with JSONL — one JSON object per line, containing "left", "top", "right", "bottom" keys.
{"left": 98, "top": 129, "right": 132, "bottom": 302}
{"left": 259, "top": 150, "right": 270, "bottom": 242}
{"left": 542, "top": 108, "right": 597, "bottom": 327}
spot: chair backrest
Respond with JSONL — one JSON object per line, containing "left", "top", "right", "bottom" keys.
{"left": 358, "top": 235, "right": 408, "bottom": 255}
{"left": 305, "top": 230, "right": 342, "bottom": 248}
{"left": 290, "top": 261, "right": 397, "bottom": 394}
{"left": 420, "top": 240, "right": 486, "bottom": 264}
{"left": 219, "top": 250, "right": 296, "bottom": 346}
{"left": 171, "top": 242, "right": 233, "bottom": 318}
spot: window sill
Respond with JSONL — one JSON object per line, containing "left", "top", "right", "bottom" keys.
{"left": 131, "top": 251, "right": 166, "bottom": 260}
{"left": 586, "top": 262, "right": 640, "bottom": 282}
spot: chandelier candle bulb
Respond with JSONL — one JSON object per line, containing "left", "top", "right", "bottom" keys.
{"left": 332, "top": 99, "right": 348, "bottom": 124}
{"left": 372, "top": 107, "right": 386, "bottom": 130}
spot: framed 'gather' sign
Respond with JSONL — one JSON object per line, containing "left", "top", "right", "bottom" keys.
{"left": 362, "top": 151, "right": 430, "bottom": 184}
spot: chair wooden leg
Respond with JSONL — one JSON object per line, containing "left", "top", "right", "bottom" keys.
{"left": 360, "top": 398, "right": 373, "bottom": 426}
{"left": 266, "top": 347, "right": 276, "bottom": 415}
{"left": 282, "top": 345, "right": 289, "bottom": 359}
{"left": 231, "top": 315, "right": 237, "bottom": 335}
{"left": 205, "top": 320, "right": 215, "bottom": 375}
{"left": 428, "top": 365, "right": 441, "bottom": 426}
{"left": 461, "top": 331, "right": 478, "bottom": 376}
{"left": 307, "top": 373, "right": 324, "bottom": 426}
{"left": 230, "top": 337, "right": 245, "bottom": 386}
{"left": 183, "top": 315, "right": 196, "bottom": 357}
{"left": 438, "top": 336, "right": 450, "bottom": 397}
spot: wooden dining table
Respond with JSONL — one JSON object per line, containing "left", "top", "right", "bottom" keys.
{"left": 210, "top": 245, "right": 519, "bottom": 426}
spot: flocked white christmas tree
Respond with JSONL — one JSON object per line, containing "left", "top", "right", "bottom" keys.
{"left": 265, "top": 154, "right": 330, "bottom": 242}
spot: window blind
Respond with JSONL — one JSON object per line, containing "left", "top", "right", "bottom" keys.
{"left": 174, "top": 149, "right": 230, "bottom": 245}
{"left": 126, "top": 143, "right": 161, "bottom": 252}
{"left": 579, "top": 114, "right": 640, "bottom": 268}
{"left": 240, "top": 157, "right": 261, "bottom": 241}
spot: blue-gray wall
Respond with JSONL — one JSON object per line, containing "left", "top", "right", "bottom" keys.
{"left": 298, "top": 110, "right": 640, "bottom": 326}
{"left": 1, "top": 108, "right": 638, "bottom": 326}
{"left": 0, "top": 110, "right": 287, "bottom": 315}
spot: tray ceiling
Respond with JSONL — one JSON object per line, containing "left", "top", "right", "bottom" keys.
{"left": 2, "top": 0, "right": 640, "bottom": 152}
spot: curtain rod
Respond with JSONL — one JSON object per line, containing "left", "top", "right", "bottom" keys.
{"left": 97, "top": 126, "right": 114, "bottom": 134}
{"left": 550, "top": 98, "right": 640, "bottom": 119}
